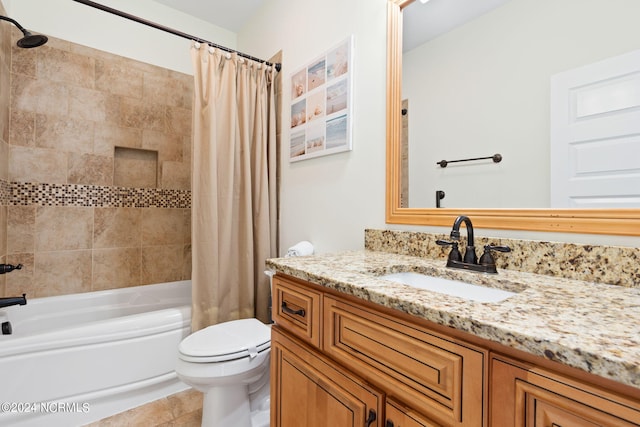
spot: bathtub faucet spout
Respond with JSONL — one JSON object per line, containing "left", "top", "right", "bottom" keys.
{"left": 0, "top": 293, "right": 27, "bottom": 309}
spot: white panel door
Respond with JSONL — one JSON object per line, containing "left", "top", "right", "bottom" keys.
{"left": 550, "top": 49, "right": 640, "bottom": 208}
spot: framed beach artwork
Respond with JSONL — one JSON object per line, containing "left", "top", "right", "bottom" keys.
{"left": 289, "top": 35, "right": 354, "bottom": 162}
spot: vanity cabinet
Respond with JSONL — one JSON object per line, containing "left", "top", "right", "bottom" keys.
{"left": 271, "top": 273, "right": 640, "bottom": 427}
{"left": 271, "top": 274, "right": 486, "bottom": 427}
{"left": 490, "top": 356, "right": 640, "bottom": 426}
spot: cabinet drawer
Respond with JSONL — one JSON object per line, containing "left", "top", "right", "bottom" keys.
{"left": 323, "top": 296, "right": 485, "bottom": 426}
{"left": 272, "top": 276, "right": 322, "bottom": 348}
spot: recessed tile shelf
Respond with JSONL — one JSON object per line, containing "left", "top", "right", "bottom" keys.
{"left": 114, "top": 147, "right": 158, "bottom": 189}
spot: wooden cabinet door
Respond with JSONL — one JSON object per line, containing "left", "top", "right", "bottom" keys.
{"left": 324, "top": 296, "right": 486, "bottom": 426}
{"left": 524, "top": 393, "right": 601, "bottom": 427}
{"left": 385, "top": 398, "right": 442, "bottom": 427}
{"left": 271, "top": 326, "right": 383, "bottom": 427}
{"left": 491, "top": 357, "right": 640, "bottom": 427}
{"left": 517, "top": 380, "right": 639, "bottom": 427}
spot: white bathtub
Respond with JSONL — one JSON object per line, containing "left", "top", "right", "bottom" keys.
{"left": 0, "top": 280, "right": 192, "bottom": 427}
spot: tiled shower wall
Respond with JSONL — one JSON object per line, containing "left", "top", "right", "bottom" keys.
{"left": 1, "top": 1, "right": 12, "bottom": 295}
{"left": 0, "top": 27, "right": 193, "bottom": 298}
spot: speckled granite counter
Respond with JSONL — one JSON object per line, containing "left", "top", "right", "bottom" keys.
{"left": 266, "top": 250, "right": 640, "bottom": 390}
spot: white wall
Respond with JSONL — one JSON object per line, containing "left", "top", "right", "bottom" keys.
{"left": 238, "top": 0, "right": 390, "bottom": 254}
{"left": 4, "top": 0, "right": 236, "bottom": 74}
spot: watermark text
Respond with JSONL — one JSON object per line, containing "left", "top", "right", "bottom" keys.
{"left": 1, "top": 402, "right": 90, "bottom": 414}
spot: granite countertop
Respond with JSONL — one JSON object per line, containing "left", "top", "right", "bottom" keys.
{"left": 266, "top": 250, "right": 640, "bottom": 390}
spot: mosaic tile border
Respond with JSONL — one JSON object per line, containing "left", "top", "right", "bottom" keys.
{"left": 0, "top": 179, "right": 10, "bottom": 205}
{"left": 7, "top": 181, "right": 191, "bottom": 209}
{"left": 365, "top": 229, "right": 640, "bottom": 288}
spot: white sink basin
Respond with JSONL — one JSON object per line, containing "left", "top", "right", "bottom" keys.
{"left": 381, "top": 272, "right": 516, "bottom": 303}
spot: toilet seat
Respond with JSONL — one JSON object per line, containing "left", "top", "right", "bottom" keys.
{"left": 179, "top": 318, "right": 271, "bottom": 363}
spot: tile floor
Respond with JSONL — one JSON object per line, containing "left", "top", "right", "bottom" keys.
{"left": 84, "top": 388, "right": 203, "bottom": 427}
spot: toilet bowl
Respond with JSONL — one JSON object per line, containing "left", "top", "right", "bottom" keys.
{"left": 176, "top": 318, "right": 272, "bottom": 427}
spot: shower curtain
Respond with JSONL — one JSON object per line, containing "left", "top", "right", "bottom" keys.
{"left": 190, "top": 44, "right": 278, "bottom": 331}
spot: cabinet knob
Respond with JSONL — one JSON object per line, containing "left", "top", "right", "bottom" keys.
{"left": 385, "top": 420, "right": 394, "bottom": 427}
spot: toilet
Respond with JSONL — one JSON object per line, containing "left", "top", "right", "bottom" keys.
{"left": 175, "top": 318, "right": 272, "bottom": 427}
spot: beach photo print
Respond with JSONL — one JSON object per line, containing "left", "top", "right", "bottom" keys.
{"left": 289, "top": 35, "right": 353, "bottom": 162}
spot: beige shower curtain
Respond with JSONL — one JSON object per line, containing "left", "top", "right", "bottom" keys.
{"left": 190, "top": 44, "right": 278, "bottom": 331}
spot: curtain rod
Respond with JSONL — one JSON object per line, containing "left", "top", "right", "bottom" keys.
{"left": 71, "top": 0, "right": 281, "bottom": 72}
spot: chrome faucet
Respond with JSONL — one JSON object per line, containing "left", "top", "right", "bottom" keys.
{"left": 437, "top": 215, "right": 510, "bottom": 274}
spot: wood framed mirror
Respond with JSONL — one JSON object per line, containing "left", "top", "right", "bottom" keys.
{"left": 386, "top": 0, "right": 640, "bottom": 236}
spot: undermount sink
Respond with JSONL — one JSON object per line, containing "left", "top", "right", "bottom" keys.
{"left": 381, "top": 272, "right": 517, "bottom": 303}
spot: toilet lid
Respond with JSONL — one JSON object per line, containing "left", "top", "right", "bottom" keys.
{"left": 179, "top": 318, "right": 271, "bottom": 363}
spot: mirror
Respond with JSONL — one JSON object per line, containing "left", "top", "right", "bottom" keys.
{"left": 386, "top": 0, "right": 640, "bottom": 235}
{"left": 401, "top": 0, "right": 640, "bottom": 209}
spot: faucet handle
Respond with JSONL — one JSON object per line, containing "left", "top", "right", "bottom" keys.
{"left": 436, "top": 239, "right": 462, "bottom": 262}
{"left": 484, "top": 245, "right": 511, "bottom": 253}
{"left": 479, "top": 245, "right": 511, "bottom": 267}
{"left": 436, "top": 239, "right": 454, "bottom": 246}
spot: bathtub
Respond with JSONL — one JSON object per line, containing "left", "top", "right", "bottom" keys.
{"left": 0, "top": 280, "right": 192, "bottom": 427}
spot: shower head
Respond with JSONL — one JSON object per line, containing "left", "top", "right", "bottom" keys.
{"left": 17, "top": 31, "right": 48, "bottom": 48}
{"left": 0, "top": 15, "right": 48, "bottom": 48}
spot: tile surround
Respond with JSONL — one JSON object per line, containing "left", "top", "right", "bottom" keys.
{"left": 0, "top": 0, "right": 10, "bottom": 293}
{"left": 33, "top": 250, "right": 93, "bottom": 297}
{"left": 9, "top": 32, "right": 192, "bottom": 191}
{"left": 68, "top": 152, "right": 114, "bottom": 187}
{"left": 92, "top": 247, "right": 142, "bottom": 291}
{"left": 2, "top": 191, "right": 191, "bottom": 298}
{"left": 93, "top": 208, "right": 142, "bottom": 249}
{"left": 0, "top": 29, "right": 193, "bottom": 298}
